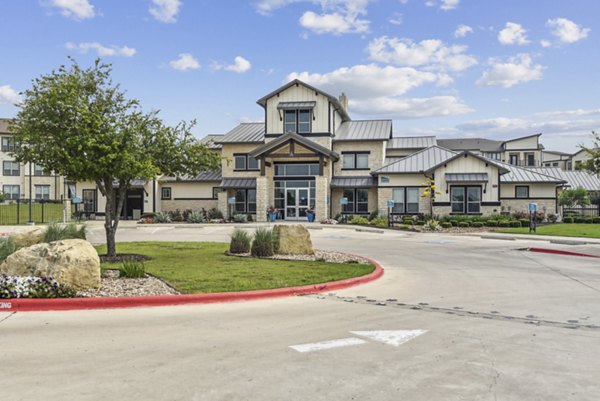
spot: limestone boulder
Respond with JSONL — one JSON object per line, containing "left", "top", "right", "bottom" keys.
{"left": 11, "top": 227, "right": 45, "bottom": 248}
{"left": 0, "top": 239, "right": 101, "bottom": 290}
{"left": 273, "top": 224, "right": 314, "bottom": 255}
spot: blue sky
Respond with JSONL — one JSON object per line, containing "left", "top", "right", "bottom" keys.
{"left": 0, "top": 0, "right": 598, "bottom": 152}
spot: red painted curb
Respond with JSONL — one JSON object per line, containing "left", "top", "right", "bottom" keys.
{"left": 0, "top": 257, "right": 383, "bottom": 312}
{"left": 528, "top": 247, "right": 600, "bottom": 259}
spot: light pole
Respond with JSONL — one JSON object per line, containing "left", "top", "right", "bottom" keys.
{"left": 28, "top": 162, "right": 33, "bottom": 225}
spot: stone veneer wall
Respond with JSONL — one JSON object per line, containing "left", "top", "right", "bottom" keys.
{"left": 330, "top": 187, "right": 378, "bottom": 218}
{"left": 161, "top": 199, "right": 218, "bottom": 212}
{"left": 500, "top": 199, "right": 557, "bottom": 215}
{"left": 256, "top": 176, "right": 268, "bottom": 222}
{"left": 315, "top": 176, "right": 329, "bottom": 221}
{"left": 217, "top": 191, "right": 229, "bottom": 219}
{"left": 377, "top": 187, "right": 429, "bottom": 217}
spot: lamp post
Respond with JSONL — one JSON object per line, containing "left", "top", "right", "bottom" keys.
{"left": 28, "top": 162, "right": 33, "bottom": 225}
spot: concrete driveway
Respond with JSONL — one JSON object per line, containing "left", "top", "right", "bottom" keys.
{"left": 1, "top": 223, "right": 599, "bottom": 401}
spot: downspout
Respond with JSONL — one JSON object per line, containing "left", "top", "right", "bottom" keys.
{"left": 153, "top": 179, "right": 156, "bottom": 213}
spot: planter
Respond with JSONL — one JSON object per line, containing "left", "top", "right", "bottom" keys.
{"left": 306, "top": 212, "right": 315, "bottom": 222}
{"left": 268, "top": 212, "right": 277, "bottom": 222}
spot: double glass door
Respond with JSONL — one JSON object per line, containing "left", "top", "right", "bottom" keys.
{"left": 285, "top": 188, "right": 309, "bottom": 220}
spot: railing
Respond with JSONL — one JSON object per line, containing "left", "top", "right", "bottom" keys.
{"left": 0, "top": 199, "right": 69, "bottom": 225}
{"left": 509, "top": 159, "right": 539, "bottom": 167}
{"left": 563, "top": 204, "right": 600, "bottom": 217}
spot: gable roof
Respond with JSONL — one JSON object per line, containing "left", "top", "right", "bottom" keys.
{"left": 334, "top": 120, "right": 392, "bottom": 141}
{"left": 503, "top": 133, "right": 542, "bottom": 143}
{"left": 490, "top": 160, "right": 565, "bottom": 183}
{"left": 256, "top": 79, "right": 351, "bottom": 122}
{"left": 372, "top": 146, "right": 458, "bottom": 174}
{"left": 216, "top": 123, "right": 265, "bottom": 144}
{"left": 248, "top": 132, "right": 339, "bottom": 161}
{"left": 528, "top": 167, "right": 600, "bottom": 190}
{"left": 427, "top": 150, "right": 510, "bottom": 174}
{"left": 437, "top": 138, "right": 503, "bottom": 152}
{"left": 199, "top": 134, "right": 224, "bottom": 150}
{"left": 387, "top": 136, "right": 437, "bottom": 149}
{"left": 0, "top": 119, "right": 12, "bottom": 133}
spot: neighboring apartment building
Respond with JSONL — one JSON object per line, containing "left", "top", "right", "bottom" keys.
{"left": 542, "top": 148, "right": 598, "bottom": 171}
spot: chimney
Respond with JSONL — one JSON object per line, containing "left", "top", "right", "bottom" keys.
{"left": 338, "top": 93, "right": 348, "bottom": 113}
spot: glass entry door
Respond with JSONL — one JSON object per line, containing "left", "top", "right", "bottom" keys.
{"left": 285, "top": 188, "right": 309, "bottom": 220}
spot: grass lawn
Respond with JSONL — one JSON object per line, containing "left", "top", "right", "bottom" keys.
{"left": 96, "top": 242, "right": 375, "bottom": 294}
{"left": 497, "top": 223, "right": 600, "bottom": 239}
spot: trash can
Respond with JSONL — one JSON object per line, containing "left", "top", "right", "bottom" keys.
{"left": 132, "top": 209, "right": 141, "bottom": 220}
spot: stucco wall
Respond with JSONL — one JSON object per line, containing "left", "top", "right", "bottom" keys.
{"left": 161, "top": 199, "right": 217, "bottom": 212}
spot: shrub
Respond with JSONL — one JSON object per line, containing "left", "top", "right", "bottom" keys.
{"left": 574, "top": 217, "right": 587, "bottom": 224}
{"left": 0, "top": 275, "right": 77, "bottom": 298}
{"left": 368, "top": 211, "right": 379, "bottom": 221}
{"left": 498, "top": 220, "right": 511, "bottom": 227}
{"left": 402, "top": 218, "right": 414, "bottom": 225}
{"left": 563, "top": 217, "right": 574, "bottom": 224}
{"left": 519, "top": 218, "right": 530, "bottom": 227}
{"left": 471, "top": 222, "right": 484, "bottom": 228}
{"left": 186, "top": 211, "right": 205, "bottom": 224}
{"left": 415, "top": 221, "right": 425, "bottom": 226}
{"left": 208, "top": 208, "right": 224, "bottom": 220}
{"left": 140, "top": 212, "right": 155, "bottom": 219}
{"left": 369, "top": 216, "right": 388, "bottom": 228}
{"left": 440, "top": 222, "right": 452, "bottom": 229}
{"left": 233, "top": 214, "right": 248, "bottom": 223}
{"left": 349, "top": 216, "right": 369, "bottom": 225}
{"left": 43, "top": 222, "right": 87, "bottom": 243}
{"left": 450, "top": 220, "right": 459, "bottom": 227}
{"left": 547, "top": 214, "right": 557, "bottom": 223}
{"left": 510, "top": 221, "right": 522, "bottom": 227}
{"left": 585, "top": 218, "right": 594, "bottom": 224}
{"left": 119, "top": 259, "right": 146, "bottom": 278}
{"left": 423, "top": 220, "right": 441, "bottom": 231}
{"left": 182, "top": 209, "right": 193, "bottom": 222}
{"left": 0, "top": 237, "right": 17, "bottom": 263}
{"left": 251, "top": 228, "right": 277, "bottom": 257}
{"left": 458, "top": 221, "right": 470, "bottom": 228}
{"left": 169, "top": 209, "right": 184, "bottom": 222}
{"left": 229, "top": 228, "right": 252, "bottom": 254}
{"left": 138, "top": 217, "right": 154, "bottom": 224}
{"left": 593, "top": 217, "right": 600, "bottom": 224}
{"left": 485, "top": 220, "right": 498, "bottom": 227}
{"left": 154, "top": 211, "right": 172, "bottom": 224}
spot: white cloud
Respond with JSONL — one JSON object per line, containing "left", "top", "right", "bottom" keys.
{"left": 149, "top": 0, "right": 182, "bottom": 23}
{"left": 0, "top": 85, "right": 22, "bottom": 105}
{"left": 48, "top": 0, "right": 95, "bottom": 20}
{"left": 540, "top": 39, "right": 552, "bottom": 48}
{"left": 547, "top": 18, "right": 590, "bottom": 44}
{"left": 534, "top": 108, "right": 600, "bottom": 119}
{"left": 65, "top": 42, "right": 136, "bottom": 57}
{"left": 440, "top": 0, "right": 459, "bottom": 11}
{"left": 476, "top": 54, "right": 543, "bottom": 88}
{"left": 168, "top": 53, "right": 200, "bottom": 71}
{"left": 367, "top": 36, "right": 477, "bottom": 72}
{"left": 388, "top": 12, "right": 403, "bottom": 25}
{"left": 498, "top": 22, "right": 530, "bottom": 45}
{"left": 214, "top": 56, "right": 252, "bottom": 74}
{"left": 351, "top": 96, "right": 472, "bottom": 118}
{"left": 454, "top": 24, "right": 473, "bottom": 38}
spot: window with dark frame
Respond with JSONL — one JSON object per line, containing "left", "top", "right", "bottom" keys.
{"left": 341, "top": 188, "right": 369, "bottom": 213}
{"left": 283, "top": 109, "right": 311, "bottom": 134}
{"left": 161, "top": 187, "right": 172, "bottom": 200}
{"left": 33, "top": 163, "right": 48, "bottom": 176}
{"left": 515, "top": 186, "right": 529, "bottom": 198}
{"left": 3, "top": 161, "right": 19, "bottom": 176}
{"left": 235, "top": 189, "right": 256, "bottom": 213}
{"left": 234, "top": 154, "right": 259, "bottom": 171}
{"left": 1, "top": 136, "right": 16, "bottom": 152}
{"left": 2, "top": 185, "right": 19, "bottom": 200}
{"left": 391, "top": 187, "right": 419, "bottom": 214}
{"left": 450, "top": 186, "right": 481, "bottom": 214}
{"left": 212, "top": 187, "right": 220, "bottom": 199}
{"left": 35, "top": 185, "right": 50, "bottom": 200}
{"left": 342, "top": 152, "right": 369, "bottom": 170}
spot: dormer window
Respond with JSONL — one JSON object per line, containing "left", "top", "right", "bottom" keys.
{"left": 283, "top": 109, "right": 311, "bottom": 134}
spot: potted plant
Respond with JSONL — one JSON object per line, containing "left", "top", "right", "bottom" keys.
{"left": 267, "top": 206, "right": 278, "bottom": 222}
{"left": 306, "top": 208, "right": 315, "bottom": 222}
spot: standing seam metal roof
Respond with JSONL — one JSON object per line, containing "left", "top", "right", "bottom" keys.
{"left": 334, "top": 120, "right": 392, "bottom": 141}
{"left": 372, "top": 146, "right": 458, "bottom": 174}
{"left": 216, "top": 123, "right": 265, "bottom": 143}
{"left": 162, "top": 170, "right": 222, "bottom": 182}
{"left": 528, "top": 168, "right": 600, "bottom": 191}
{"left": 387, "top": 136, "right": 437, "bottom": 149}
{"left": 330, "top": 176, "right": 377, "bottom": 188}
{"left": 490, "top": 160, "right": 565, "bottom": 183}
{"left": 437, "top": 138, "right": 503, "bottom": 152}
{"left": 445, "top": 173, "right": 489, "bottom": 182}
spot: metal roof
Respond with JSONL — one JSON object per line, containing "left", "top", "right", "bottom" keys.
{"left": 199, "top": 134, "right": 224, "bottom": 150}
{"left": 277, "top": 101, "right": 316, "bottom": 110}
{"left": 219, "top": 178, "right": 256, "bottom": 189}
{"left": 162, "top": 170, "right": 222, "bottom": 182}
{"left": 372, "top": 146, "right": 458, "bottom": 174}
{"left": 437, "top": 138, "right": 503, "bottom": 152}
{"left": 334, "top": 120, "right": 392, "bottom": 141}
{"left": 445, "top": 173, "right": 489, "bottom": 182}
{"left": 330, "top": 176, "right": 377, "bottom": 188}
{"left": 0, "top": 119, "right": 12, "bottom": 133}
{"left": 387, "top": 136, "right": 437, "bottom": 149}
{"left": 384, "top": 157, "right": 405, "bottom": 165}
{"left": 528, "top": 168, "right": 600, "bottom": 191}
{"left": 249, "top": 132, "right": 339, "bottom": 161}
{"left": 490, "top": 160, "right": 566, "bottom": 183}
{"left": 113, "top": 179, "right": 147, "bottom": 188}
{"left": 217, "top": 123, "right": 265, "bottom": 144}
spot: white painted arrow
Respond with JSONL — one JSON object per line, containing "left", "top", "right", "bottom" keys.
{"left": 289, "top": 337, "right": 368, "bottom": 353}
{"left": 350, "top": 330, "right": 427, "bottom": 347}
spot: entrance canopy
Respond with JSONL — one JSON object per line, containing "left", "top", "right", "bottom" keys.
{"left": 249, "top": 132, "right": 339, "bottom": 161}
{"left": 330, "top": 176, "right": 377, "bottom": 188}
{"left": 219, "top": 178, "right": 256, "bottom": 189}
{"left": 445, "top": 173, "right": 489, "bottom": 183}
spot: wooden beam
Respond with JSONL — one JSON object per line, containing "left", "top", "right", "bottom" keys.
{"left": 289, "top": 140, "right": 295, "bottom": 156}
{"left": 319, "top": 155, "right": 324, "bottom": 176}
{"left": 260, "top": 156, "right": 265, "bottom": 176}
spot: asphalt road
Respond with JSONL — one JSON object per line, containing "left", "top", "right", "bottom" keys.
{"left": 1, "top": 223, "right": 599, "bottom": 401}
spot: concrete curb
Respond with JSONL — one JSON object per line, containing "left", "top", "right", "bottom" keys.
{"left": 1, "top": 257, "right": 384, "bottom": 312}
{"left": 528, "top": 247, "right": 600, "bottom": 259}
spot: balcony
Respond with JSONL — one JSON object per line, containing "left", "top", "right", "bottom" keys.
{"left": 508, "top": 159, "right": 539, "bottom": 167}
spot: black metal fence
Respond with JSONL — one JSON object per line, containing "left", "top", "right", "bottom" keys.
{"left": 563, "top": 204, "right": 600, "bottom": 217}
{"left": 0, "top": 199, "right": 68, "bottom": 225}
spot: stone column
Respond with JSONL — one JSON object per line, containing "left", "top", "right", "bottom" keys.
{"left": 315, "top": 176, "right": 329, "bottom": 221}
{"left": 377, "top": 187, "right": 393, "bottom": 217}
{"left": 217, "top": 190, "right": 228, "bottom": 219}
{"left": 63, "top": 199, "right": 71, "bottom": 222}
{"left": 256, "top": 176, "right": 268, "bottom": 222}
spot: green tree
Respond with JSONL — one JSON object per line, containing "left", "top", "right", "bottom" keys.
{"left": 10, "top": 59, "right": 220, "bottom": 257}
{"left": 579, "top": 131, "right": 600, "bottom": 175}
{"left": 558, "top": 187, "right": 591, "bottom": 208}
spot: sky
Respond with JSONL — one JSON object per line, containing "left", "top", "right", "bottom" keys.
{"left": 0, "top": 0, "right": 599, "bottom": 152}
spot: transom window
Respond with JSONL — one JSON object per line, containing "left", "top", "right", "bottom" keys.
{"left": 35, "top": 185, "right": 50, "bottom": 200}
{"left": 341, "top": 188, "right": 369, "bottom": 213}
{"left": 391, "top": 187, "right": 420, "bottom": 214}
{"left": 342, "top": 152, "right": 369, "bottom": 170}
{"left": 274, "top": 163, "right": 319, "bottom": 177}
{"left": 3, "top": 161, "right": 19, "bottom": 176}
{"left": 234, "top": 154, "right": 259, "bottom": 171}
{"left": 451, "top": 186, "right": 481, "bottom": 214}
{"left": 284, "top": 109, "right": 311, "bottom": 134}
{"left": 515, "top": 186, "right": 529, "bottom": 199}
{"left": 2, "top": 185, "right": 19, "bottom": 200}
{"left": 235, "top": 189, "right": 257, "bottom": 213}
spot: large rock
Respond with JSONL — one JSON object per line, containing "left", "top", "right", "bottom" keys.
{"left": 11, "top": 227, "right": 45, "bottom": 248}
{"left": 0, "top": 239, "right": 101, "bottom": 290}
{"left": 273, "top": 224, "right": 314, "bottom": 255}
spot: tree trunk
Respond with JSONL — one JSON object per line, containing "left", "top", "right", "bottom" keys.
{"left": 103, "top": 180, "right": 117, "bottom": 257}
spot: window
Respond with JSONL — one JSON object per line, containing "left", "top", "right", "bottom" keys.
{"left": 274, "top": 163, "right": 319, "bottom": 176}
{"left": 342, "top": 152, "right": 369, "bottom": 170}
{"left": 451, "top": 186, "right": 481, "bottom": 214}
{"left": 235, "top": 189, "right": 256, "bottom": 213}
{"left": 484, "top": 152, "right": 501, "bottom": 160}
{"left": 526, "top": 154, "right": 535, "bottom": 166}
{"left": 35, "top": 185, "right": 50, "bottom": 200}
{"left": 3, "top": 161, "right": 19, "bottom": 176}
{"left": 356, "top": 189, "right": 369, "bottom": 213}
{"left": 161, "top": 187, "right": 171, "bottom": 200}
{"left": 234, "top": 154, "right": 259, "bottom": 171}
{"left": 2, "top": 185, "right": 19, "bottom": 200}
{"left": 212, "top": 187, "right": 220, "bottom": 199}
{"left": 392, "top": 187, "right": 419, "bottom": 214}
{"left": 82, "top": 189, "right": 96, "bottom": 213}
{"left": 34, "top": 164, "right": 48, "bottom": 176}
{"left": 1, "top": 136, "right": 16, "bottom": 152}
{"left": 509, "top": 154, "right": 519, "bottom": 166}
{"left": 515, "top": 186, "right": 529, "bottom": 199}
{"left": 342, "top": 189, "right": 354, "bottom": 213}
{"left": 552, "top": 162, "right": 559, "bottom": 167}
{"left": 284, "top": 109, "right": 311, "bottom": 133}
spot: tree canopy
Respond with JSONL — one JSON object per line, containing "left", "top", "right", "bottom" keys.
{"left": 558, "top": 187, "right": 591, "bottom": 208}
{"left": 579, "top": 131, "right": 600, "bottom": 175}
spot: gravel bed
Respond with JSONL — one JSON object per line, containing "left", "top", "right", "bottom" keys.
{"left": 228, "top": 249, "right": 371, "bottom": 264}
{"left": 77, "top": 269, "right": 179, "bottom": 298}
